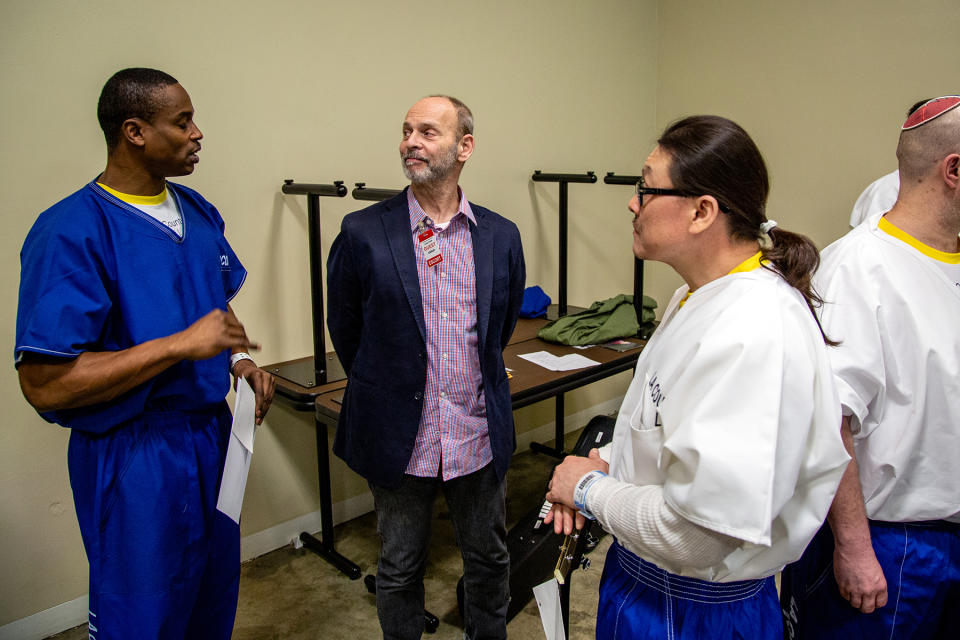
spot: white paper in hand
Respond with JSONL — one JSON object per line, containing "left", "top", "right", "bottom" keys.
{"left": 216, "top": 377, "right": 257, "bottom": 524}
{"left": 533, "top": 578, "right": 566, "bottom": 640}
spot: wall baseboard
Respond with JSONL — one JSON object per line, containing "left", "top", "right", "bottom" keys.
{"left": 239, "top": 490, "right": 375, "bottom": 562}
{"left": 0, "top": 396, "right": 622, "bottom": 639}
{"left": 0, "top": 596, "right": 88, "bottom": 640}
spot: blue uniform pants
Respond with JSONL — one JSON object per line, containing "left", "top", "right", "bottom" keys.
{"left": 780, "top": 520, "right": 960, "bottom": 639}
{"left": 597, "top": 541, "right": 781, "bottom": 640}
{"left": 68, "top": 403, "right": 240, "bottom": 640}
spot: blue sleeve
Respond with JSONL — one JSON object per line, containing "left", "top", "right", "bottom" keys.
{"left": 200, "top": 196, "right": 246, "bottom": 301}
{"left": 220, "top": 234, "right": 246, "bottom": 303}
{"left": 15, "top": 208, "right": 113, "bottom": 363}
{"left": 170, "top": 182, "right": 246, "bottom": 301}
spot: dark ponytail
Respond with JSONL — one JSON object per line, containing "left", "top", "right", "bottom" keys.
{"left": 762, "top": 228, "right": 836, "bottom": 345}
{"left": 657, "top": 116, "right": 834, "bottom": 344}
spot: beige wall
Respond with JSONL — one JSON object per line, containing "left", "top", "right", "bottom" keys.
{"left": 657, "top": 0, "right": 960, "bottom": 248}
{"left": 0, "top": 0, "right": 657, "bottom": 626}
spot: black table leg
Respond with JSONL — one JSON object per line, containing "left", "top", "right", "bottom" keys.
{"left": 530, "top": 393, "right": 567, "bottom": 458}
{"left": 299, "top": 417, "right": 361, "bottom": 579}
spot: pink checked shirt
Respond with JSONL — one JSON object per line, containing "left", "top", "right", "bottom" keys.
{"left": 405, "top": 188, "right": 492, "bottom": 480}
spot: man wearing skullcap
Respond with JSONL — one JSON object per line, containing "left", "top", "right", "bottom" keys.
{"left": 781, "top": 96, "right": 960, "bottom": 638}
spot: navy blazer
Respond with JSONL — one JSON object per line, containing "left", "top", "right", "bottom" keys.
{"left": 327, "top": 189, "right": 526, "bottom": 488}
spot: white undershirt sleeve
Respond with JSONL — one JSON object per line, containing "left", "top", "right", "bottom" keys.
{"left": 587, "top": 476, "right": 740, "bottom": 571}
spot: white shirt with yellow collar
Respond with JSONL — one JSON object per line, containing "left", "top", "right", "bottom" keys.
{"left": 587, "top": 254, "right": 848, "bottom": 581}
{"left": 815, "top": 212, "right": 960, "bottom": 523}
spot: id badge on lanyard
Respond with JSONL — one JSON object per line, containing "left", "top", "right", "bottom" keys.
{"left": 417, "top": 221, "right": 443, "bottom": 267}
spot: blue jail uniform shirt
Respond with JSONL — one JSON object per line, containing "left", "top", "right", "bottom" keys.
{"left": 15, "top": 179, "right": 247, "bottom": 433}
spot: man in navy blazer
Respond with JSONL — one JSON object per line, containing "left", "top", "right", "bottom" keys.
{"left": 327, "top": 95, "right": 525, "bottom": 639}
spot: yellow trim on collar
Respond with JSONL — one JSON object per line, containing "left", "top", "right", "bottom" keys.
{"left": 98, "top": 182, "right": 167, "bottom": 206}
{"left": 679, "top": 251, "right": 765, "bottom": 308}
{"left": 729, "top": 251, "right": 765, "bottom": 274}
{"left": 879, "top": 216, "right": 960, "bottom": 264}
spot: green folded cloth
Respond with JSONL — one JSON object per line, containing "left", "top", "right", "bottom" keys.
{"left": 537, "top": 294, "right": 657, "bottom": 346}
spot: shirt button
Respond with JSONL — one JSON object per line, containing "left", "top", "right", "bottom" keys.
{"left": 441, "top": 353, "right": 448, "bottom": 360}
{"left": 440, "top": 391, "right": 446, "bottom": 398}
{"left": 440, "top": 272, "right": 447, "bottom": 278}
{"left": 442, "top": 312, "right": 448, "bottom": 319}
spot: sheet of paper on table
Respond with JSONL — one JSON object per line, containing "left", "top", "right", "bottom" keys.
{"left": 518, "top": 350, "right": 601, "bottom": 371}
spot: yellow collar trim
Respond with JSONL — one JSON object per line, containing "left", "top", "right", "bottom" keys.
{"left": 98, "top": 182, "right": 167, "bottom": 206}
{"left": 879, "top": 216, "right": 960, "bottom": 264}
{"left": 729, "top": 251, "right": 765, "bottom": 274}
{"left": 679, "top": 251, "right": 764, "bottom": 308}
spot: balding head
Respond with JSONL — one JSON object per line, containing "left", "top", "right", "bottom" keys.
{"left": 897, "top": 102, "right": 960, "bottom": 185}
{"left": 426, "top": 95, "right": 474, "bottom": 139}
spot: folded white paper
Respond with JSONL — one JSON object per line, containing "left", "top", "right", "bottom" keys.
{"left": 519, "top": 351, "right": 600, "bottom": 372}
{"left": 533, "top": 578, "right": 566, "bottom": 640}
{"left": 216, "top": 378, "right": 257, "bottom": 524}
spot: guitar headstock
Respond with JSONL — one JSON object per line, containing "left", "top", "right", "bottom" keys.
{"left": 553, "top": 531, "right": 580, "bottom": 584}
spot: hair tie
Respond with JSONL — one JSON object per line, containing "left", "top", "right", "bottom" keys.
{"left": 758, "top": 219, "right": 777, "bottom": 250}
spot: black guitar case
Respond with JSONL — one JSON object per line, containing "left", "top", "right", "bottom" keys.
{"left": 456, "top": 413, "right": 616, "bottom": 622}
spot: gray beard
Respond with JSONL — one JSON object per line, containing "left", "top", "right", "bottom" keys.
{"left": 402, "top": 143, "right": 459, "bottom": 184}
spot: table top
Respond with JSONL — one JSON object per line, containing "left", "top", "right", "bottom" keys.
{"left": 264, "top": 316, "right": 553, "bottom": 409}
{"left": 502, "top": 337, "right": 645, "bottom": 410}
{"left": 313, "top": 334, "right": 645, "bottom": 421}
{"left": 263, "top": 311, "right": 645, "bottom": 415}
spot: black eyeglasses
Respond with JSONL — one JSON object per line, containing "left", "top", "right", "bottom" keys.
{"left": 635, "top": 178, "right": 731, "bottom": 213}
{"left": 635, "top": 179, "right": 689, "bottom": 204}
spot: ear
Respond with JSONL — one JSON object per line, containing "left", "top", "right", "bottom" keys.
{"left": 457, "top": 134, "right": 474, "bottom": 162}
{"left": 687, "top": 195, "right": 723, "bottom": 235}
{"left": 942, "top": 153, "right": 960, "bottom": 189}
{"left": 121, "top": 117, "right": 148, "bottom": 148}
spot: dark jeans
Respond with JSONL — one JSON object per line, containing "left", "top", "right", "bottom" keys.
{"left": 369, "top": 463, "right": 509, "bottom": 640}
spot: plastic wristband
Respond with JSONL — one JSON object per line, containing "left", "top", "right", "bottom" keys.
{"left": 573, "top": 470, "right": 607, "bottom": 520}
{"left": 230, "top": 352, "right": 254, "bottom": 374}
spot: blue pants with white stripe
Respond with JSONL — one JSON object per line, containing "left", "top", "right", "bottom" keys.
{"left": 68, "top": 403, "right": 240, "bottom": 640}
{"left": 780, "top": 521, "right": 960, "bottom": 639}
{"left": 597, "top": 541, "right": 781, "bottom": 639}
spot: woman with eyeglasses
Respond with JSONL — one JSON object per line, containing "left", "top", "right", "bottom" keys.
{"left": 545, "top": 115, "right": 850, "bottom": 639}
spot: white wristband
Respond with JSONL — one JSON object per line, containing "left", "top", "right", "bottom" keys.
{"left": 230, "top": 352, "right": 254, "bottom": 374}
{"left": 573, "top": 470, "right": 607, "bottom": 520}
